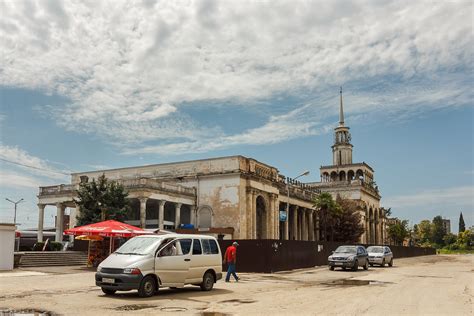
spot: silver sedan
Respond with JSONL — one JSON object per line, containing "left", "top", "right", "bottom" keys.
{"left": 367, "top": 246, "right": 393, "bottom": 267}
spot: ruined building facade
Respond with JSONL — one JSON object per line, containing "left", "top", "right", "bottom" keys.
{"left": 37, "top": 156, "right": 319, "bottom": 242}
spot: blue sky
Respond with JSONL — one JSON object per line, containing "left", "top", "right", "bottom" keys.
{"left": 0, "top": 0, "right": 472, "bottom": 232}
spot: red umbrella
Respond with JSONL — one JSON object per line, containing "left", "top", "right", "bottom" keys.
{"left": 64, "top": 220, "right": 152, "bottom": 238}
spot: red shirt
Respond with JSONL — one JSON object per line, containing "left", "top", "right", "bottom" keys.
{"left": 225, "top": 245, "right": 237, "bottom": 263}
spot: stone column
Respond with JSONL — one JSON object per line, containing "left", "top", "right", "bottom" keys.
{"left": 292, "top": 206, "right": 298, "bottom": 240}
{"left": 190, "top": 205, "right": 196, "bottom": 226}
{"left": 252, "top": 191, "right": 257, "bottom": 239}
{"left": 158, "top": 200, "right": 166, "bottom": 230}
{"left": 246, "top": 188, "right": 253, "bottom": 239}
{"left": 309, "top": 210, "right": 314, "bottom": 241}
{"left": 269, "top": 194, "right": 277, "bottom": 239}
{"left": 284, "top": 202, "right": 289, "bottom": 240}
{"left": 139, "top": 198, "right": 147, "bottom": 228}
{"left": 175, "top": 203, "right": 182, "bottom": 229}
{"left": 55, "top": 203, "right": 65, "bottom": 242}
{"left": 298, "top": 209, "right": 303, "bottom": 240}
{"left": 315, "top": 212, "right": 320, "bottom": 241}
{"left": 301, "top": 208, "right": 308, "bottom": 240}
{"left": 38, "top": 204, "right": 45, "bottom": 242}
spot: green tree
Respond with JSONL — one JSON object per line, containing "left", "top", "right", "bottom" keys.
{"left": 443, "top": 233, "right": 457, "bottom": 246}
{"left": 313, "top": 192, "right": 341, "bottom": 241}
{"left": 459, "top": 212, "right": 466, "bottom": 233}
{"left": 387, "top": 220, "right": 409, "bottom": 245}
{"left": 334, "top": 197, "right": 365, "bottom": 243}
{"left": 75, "top": 174, "right": 130, "bottom": 226}
{"left": 418, "top": 220, "right": 432, "bottom": 243}
{"left": 431, "top": 216, "right": 447, "bottom": 246}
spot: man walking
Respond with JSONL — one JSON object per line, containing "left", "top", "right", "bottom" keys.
{"left": 224, "top": 241, "right": 240, "bottom": 282}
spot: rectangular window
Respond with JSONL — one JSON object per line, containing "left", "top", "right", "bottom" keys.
{"left": 192, "top": 239, "right": 202, "bottom": 255}
{"left": 179, "top": 239, "right": 192, "bottom": 255}
{"left": 201, "top": 239, "right": 211, "bottom": 254}
{"left": 209, "top": 239, "right": 219, "bottom": 254}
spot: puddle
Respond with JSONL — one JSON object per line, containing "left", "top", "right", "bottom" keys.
{"left": 114, "top": 304, "right": 157, "bottom": 311}
{"left": 322, "top": 279, "right": 393, "bottom": 287}
{"left": 219, "top": 299, "right": 256, "bottom": 304}
{"left": 0, "top": 309, "right": 55, "bottom": 316}
{"left": 199, "top": 313, "right": 230, "bottom": 316}
{"left": 160, "top": 307, "right": 187, "bottom": 312}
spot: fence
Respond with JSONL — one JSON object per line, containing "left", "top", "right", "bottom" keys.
{"left": 218, "top": 240, "right": 436, "bottom": 273}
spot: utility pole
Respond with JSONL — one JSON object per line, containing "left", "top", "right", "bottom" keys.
{"left": 5, "top": 198, "right": 24, "bottom": 225}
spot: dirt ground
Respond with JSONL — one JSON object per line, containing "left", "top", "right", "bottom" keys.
{"left": 0, "top": 255, "right": 472, "bottom": 315}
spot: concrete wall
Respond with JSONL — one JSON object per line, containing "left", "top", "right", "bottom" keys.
{"left": 0, "top": 223, "right": 16, "bottom": 270}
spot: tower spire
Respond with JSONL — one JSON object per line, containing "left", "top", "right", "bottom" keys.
{"left": 339, "top": 86, "right": 344, "bottom": 126}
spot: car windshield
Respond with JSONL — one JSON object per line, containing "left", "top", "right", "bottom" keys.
{"left": 367, "top": 246, "right": 383, "bottom": 253}
{"left": 115, "top": 237, "right": 162, "bottom": 255}
{"left": 334, "top": 246, "right": 357, "bottom": 254}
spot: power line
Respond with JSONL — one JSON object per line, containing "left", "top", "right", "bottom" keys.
{"left": 0, "top": 157, "right": 71, "bottom": 175}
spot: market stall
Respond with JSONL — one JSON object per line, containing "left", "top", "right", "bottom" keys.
{"left": 64, "top": 220, "right": 153, "bottom": 267}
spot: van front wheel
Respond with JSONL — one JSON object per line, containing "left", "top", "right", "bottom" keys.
{"left": 200, "top": 272, "right": 214, "bottom": 291}
{"left": 138, "top": 275, "right": 157, "bottom": 298}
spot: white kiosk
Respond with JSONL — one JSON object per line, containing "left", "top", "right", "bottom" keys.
{"left": 0, "top": 223, "right": 16, "bottom": 270}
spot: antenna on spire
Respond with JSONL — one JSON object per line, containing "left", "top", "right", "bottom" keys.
{"left": 339, "top": 86, "right": 344, "bottom": 126}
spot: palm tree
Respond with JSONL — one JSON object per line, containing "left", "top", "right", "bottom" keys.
{"left": 313, "top": 193, "right": 340, "bottom": 241}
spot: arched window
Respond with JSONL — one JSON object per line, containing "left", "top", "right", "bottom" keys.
{"left": 348, "top": 170, "right": 355, "bottom": 181}
{"left": 339, "top": 171, "right": 346, "bottom": 181}
{"left": 197, "top": 206, "right": 212, "bottom": 228}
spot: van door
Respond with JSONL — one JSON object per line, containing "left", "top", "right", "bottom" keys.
{"left": 155, "top": 239, "right": 192, "bottom": 287}
{"left": 188, "top": 239, "right": 207, "bottom": 282}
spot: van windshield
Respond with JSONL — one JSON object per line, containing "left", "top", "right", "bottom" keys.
{"left": 115, "top": 237, "right": 162, "bottom": 255}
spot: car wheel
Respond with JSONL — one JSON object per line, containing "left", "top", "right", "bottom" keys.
{"left": 200, "top": 271, "right": 215, "bottom": 291}
{"left": 138, "top": 275, "right": 157, "bottom": 298}
{"left": 363, "top": 261, "right": 369, "bottom": 270}
{"left": 352, "top": 260, "right": 358, "bottom": 271}
{"left": 381, "top": 259, "right": 385, "bottom": 267}
{"left": 329, "top": 266, "right": 334, "bottom": 271}
{"left": 101, "top": 288, "right": 116, "bottom": 295}
{"left": 389, "top": 258, "right": 393, "bottom": 267}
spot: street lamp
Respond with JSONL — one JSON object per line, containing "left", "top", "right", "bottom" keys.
{"left": 5, "top": 198, "right": 24, "bottom": 225}
{"left": 286, "top": 171, "right": 310, "bottom": 239}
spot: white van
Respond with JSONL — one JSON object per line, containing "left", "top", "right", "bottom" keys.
{"left": 95, "top": 234, "right": 223, "bottom": 297}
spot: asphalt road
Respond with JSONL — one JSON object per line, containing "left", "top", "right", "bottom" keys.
{"left": 0, "top": 254, "right": 472, "bottom": 315}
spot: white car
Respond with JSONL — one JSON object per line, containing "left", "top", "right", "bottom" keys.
{"left": 96, "top": 234, "right": 223, "bottom": 297}
{"left": 367, "top": 246, "right": 393, "bottom": 267}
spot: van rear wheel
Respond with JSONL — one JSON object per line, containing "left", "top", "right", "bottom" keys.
{"left": 200, "top": 271, "right": 214, "bottom": 291}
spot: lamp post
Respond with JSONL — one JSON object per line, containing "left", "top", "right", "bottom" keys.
{"left": 5, "top": 198, "right": 24, "bottom": 225}
{"left": 286, "top": 171, "right": 310, "bottom": 240}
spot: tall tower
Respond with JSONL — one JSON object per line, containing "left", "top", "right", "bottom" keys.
{"left": 332, "top": 87, "right": 353, "bottom": 165}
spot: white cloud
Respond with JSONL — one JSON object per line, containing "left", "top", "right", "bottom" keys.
{"left": 1, "top": 0, "right": 472, "bottom": 153}
{"left": 0, "top": 170, "right": 43, "bottom": 189}
{"left": 383, "top": 186, "right": 474, "bottom": 209}
{"left": 0, "top": 144, "right": 69, "bottom": 180}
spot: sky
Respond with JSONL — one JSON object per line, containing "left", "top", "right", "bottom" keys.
{"left": 0, "top": 0, "right": 472, "bottom": 233}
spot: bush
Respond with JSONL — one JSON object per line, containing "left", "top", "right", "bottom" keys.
{"left": 33, "top": 242, "right": 46, "bottom": 251}
{"left": 50, "top": 241, "right": 63, "bottom": 251}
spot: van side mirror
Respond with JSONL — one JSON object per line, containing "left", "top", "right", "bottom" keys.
{"left": 331, "top": 251, "right": 334, "bottom": 254}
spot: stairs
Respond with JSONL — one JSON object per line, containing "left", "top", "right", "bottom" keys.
{"left": 18, "top": 251, "right": 88, "bottom": 267}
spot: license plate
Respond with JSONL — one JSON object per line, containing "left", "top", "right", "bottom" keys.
{"left": 102, "top": 278, "right": 115, "bottom": 284}
{"left": 335, "top": 262, "right": 343, "bottom": 266}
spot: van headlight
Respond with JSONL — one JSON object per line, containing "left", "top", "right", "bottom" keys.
{"left": 123, "top": 268, "right": 141, "bottom": 275}
{"left": 97, "top": 266, "right": 102, "bottom": 272}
